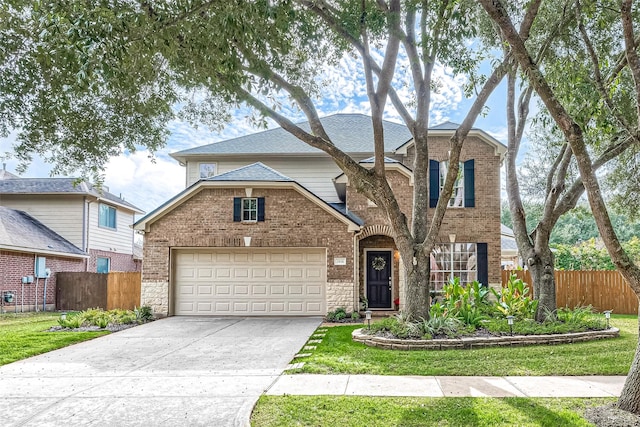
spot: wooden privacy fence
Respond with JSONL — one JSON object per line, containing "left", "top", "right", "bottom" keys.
{"left": 501, "top": 270, "right": 638, "bottom": 315}
{"left": 56, "top": 272, "right": 141, "bottom": 311}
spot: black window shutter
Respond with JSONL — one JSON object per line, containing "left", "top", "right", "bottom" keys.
{"left": 233, "top": 197, "right": 241, "bottom": 222}
{"left": 257, "top": 197, "right": 265, "bottom": 222}
{"left": 429, "top": 160, "right": 440, "bottom": 208}
{"left": 477, "top": 242, "right": 488, "bottom": 286}
{"left": 464, "top": 159, "right": 475, "bottom": 207}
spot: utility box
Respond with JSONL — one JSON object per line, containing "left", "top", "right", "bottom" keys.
{"left": 35, "top": 257, "right": 47, "bottom": 278}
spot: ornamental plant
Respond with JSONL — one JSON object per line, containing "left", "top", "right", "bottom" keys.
{"left": 491, "top": 274, "right": 538, "bottom": 320}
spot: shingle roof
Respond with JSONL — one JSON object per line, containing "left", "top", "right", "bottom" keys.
{"left": 171, "top": 114, "right": 413, "bottom": 158}
{"left": 328, "top": 203, "right": 365, "bottom": 226}
{"left": 359, "top": 156, "right": 400, "bottom": 163}
{"left": 0, "top": 207, "right": 87, "bottom": 257}
{"left": 0, "top": 178, "right": 143, "bottom": 213}
{"left": 204, "top": 162, "right": 293, "bottom": 182}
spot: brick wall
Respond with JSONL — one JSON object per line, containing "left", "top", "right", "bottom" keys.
{"left": 87, "top": 249, "right": 140, "bottom": 273}
{"left": 0, "top": 250, "right": 84, "bottom": 312}
{"left": 142, "top": 187, "right": 355, "bottom": 305}
{"left": 347, "top": 135, "right": 502, "bottom": 285}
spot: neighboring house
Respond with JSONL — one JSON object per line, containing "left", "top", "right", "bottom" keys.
{"left": 0, "top": 178, "right": 144, "bottom": 273}
{"left": 501, "top": 224, "right": 521, "bottom": 269}
{"left": 135, "top": 114, "right": 506, "bottom": 316}
{"left": 0, "top": 206, "right": 87, "bottom": 312}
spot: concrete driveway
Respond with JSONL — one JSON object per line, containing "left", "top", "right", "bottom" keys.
{"left": 0, "top": 316, "right": 321, "bottom": 427}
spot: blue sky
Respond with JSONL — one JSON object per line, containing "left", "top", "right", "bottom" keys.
{"left": 0, "top": 55, "right": 519, "bottom": 216}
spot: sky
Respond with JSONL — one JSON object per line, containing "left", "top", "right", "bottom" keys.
{"left": 0, "top": 54, "right": 520, "bottom": 217}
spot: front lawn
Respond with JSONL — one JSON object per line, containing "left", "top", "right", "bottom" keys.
{"left": 0, "top": 312, "right": 108, "bottom": 366}
{"left": 291, "top": 315, "right": 637, "bottom": 376}
{"left": 251, "top": 396, "right": 614, "bottom": 426}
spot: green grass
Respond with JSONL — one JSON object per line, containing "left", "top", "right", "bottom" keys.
{"left": 292, "top": 315, "right": 637, "bottom": 376}
{"left": 251, "top": 396, "right": 614, "bottom": 426}
{"left": 0, "top": 312, "right": 108, "bottom": 366}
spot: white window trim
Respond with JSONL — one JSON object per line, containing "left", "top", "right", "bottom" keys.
{"left": 98, "top": 203, "right": 117, "bottom": 230}
{"left": 241, "top": 197, "right": 258, "bottom": 222}
{"left": 199, "top": 162, "right": 217, "bottom": 179}
{"left": 439, "top": 161, "right": 465, "bottom": 208}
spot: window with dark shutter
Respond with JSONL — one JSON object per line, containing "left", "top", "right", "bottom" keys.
{"left": 233, "top": 198, "right": 242, "bottom": 222}
{"left": 234, "top": 197, "right": 265, "bottom": 222}
{"left": 464, "top": 159, "right": 475, "bottom": 208}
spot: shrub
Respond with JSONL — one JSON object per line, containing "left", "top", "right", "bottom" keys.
{"left": 491, "top": 274, "right": 539, "bottom": 319}
{"left": 419, "top": 316, "right": 465, "bottom": 339}
{"left": 134, "top": 306, "right": 154, "bottom": 323}
{"left": 58, "top": 312, "right": 83, "bottom": 329}
{"left": 440, "top": 278, "right": 490, "bottom": 327}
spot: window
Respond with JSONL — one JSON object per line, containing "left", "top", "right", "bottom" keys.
{"left": 233, "top": 197, "right": 265, "bottom": 222}
{"left": 98, "top": 204, "right": 116, "bottom": 229}
{"left": 430, "top": 242, "right": 487, "bottom": 290}
{"left": 199, "top": 163, "right": 217, "bottom": 179}
{"left": 97, "top": 257, "right": 110, "bottom": 273}
{"left": 439, "top": 161, "right": 464, "bottom": 207}
{"left": 429, "top": 159, "right": 475, "bottom": 208}
{"left": 242, "top": 198, "right": 258, "bottom": 221}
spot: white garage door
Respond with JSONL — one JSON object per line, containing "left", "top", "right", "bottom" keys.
{"left": 173, "top": 248, "right": 326, "bottom": 315}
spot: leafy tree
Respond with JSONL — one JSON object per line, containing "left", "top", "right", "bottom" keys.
{"left": 480, "top": 0, "right": 640, "bottom": 414}
{"left": 0, "top": 1, "right": 514, "bottom": 319}
{"left": 493, "top": 0, "right": 639, "bottom": 322}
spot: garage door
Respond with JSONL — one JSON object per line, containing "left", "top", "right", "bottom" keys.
{"left": 173, "top": 248, "right": 326, "bottom": 315}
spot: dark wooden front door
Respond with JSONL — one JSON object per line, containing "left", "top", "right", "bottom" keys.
{"left": 366, "top": 251, "right": 392, "bottom": 308}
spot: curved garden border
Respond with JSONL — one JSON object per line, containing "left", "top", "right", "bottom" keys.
{"left": 352, "top": 327, "right": 620, "bottom": 350}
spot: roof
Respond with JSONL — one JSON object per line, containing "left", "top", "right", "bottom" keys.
{"left": 0, "top": 168, "right": 19, "bottom": 180}
{"left": 0, "top": 206, "right": 87, "bottom": 258}
{"left": 204, "top": 162, "right": 293, "bottom": 182}
{"left": 358, "top": 156, "right": 401, "bottom": 163}
{"left": 395, "top": 121, "right": 508, "bottom": 160}
{"left": 0, "top": 178, "right": 144, "bottom": 214}
{"left": 170, "top": 114, "right": 413, "bottom": 161}
{"left": 135, "top": 163, "right": 362, "bottom": 232}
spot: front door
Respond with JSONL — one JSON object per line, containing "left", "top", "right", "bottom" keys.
{"left": 366, "top": 251, "right": 392, "bottom": 309}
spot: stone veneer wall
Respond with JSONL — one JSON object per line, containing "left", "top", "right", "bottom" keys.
{"left": 326, "top": 281, "right": 355, "bottom": 312}
{"left": 140, "top": 281, "right": 169, "bottom": 316}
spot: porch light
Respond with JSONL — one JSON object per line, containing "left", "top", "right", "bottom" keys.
{"left": 604, "top": 310, "right": 612, "bottom": 329}
{"left": 506, "top": 315, "right": 515, "bottom": 336}
{"left": 365, "top": 310, "right": 372, "bottom": 330}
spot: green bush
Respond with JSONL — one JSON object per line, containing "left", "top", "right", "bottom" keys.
{"left": 58, "top": 312, "right": 83, "bottom": 329}
{"left": 491, "top": 274, "right": 538, "bottom": 320}
{"left": 57, "top": 306, "right": 154, "bottom": 329}
{"left": 440, "top": 278, "right": 490, "bottom": 327}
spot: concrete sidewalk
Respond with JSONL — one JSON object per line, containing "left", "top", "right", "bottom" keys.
{"left": 267, "top": 374, "right": 626, "bottom": 398}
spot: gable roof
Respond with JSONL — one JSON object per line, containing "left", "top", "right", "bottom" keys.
{"left": 170, "top": 114, "right": 413, "bottom": 162}
{"left": 135, "top": 162, "right": 362, "bottom": 232}
{"left": 0, "top": 178, "right": 144, "bottom": 214}
{"left": 204, "top": 162, "right": 293, "bottom": 182}
{"left": 395, "top": 121, "right": 507, "bottom": 160}
{"left": 0, "top": 207, "right": 87, "bottom": 258}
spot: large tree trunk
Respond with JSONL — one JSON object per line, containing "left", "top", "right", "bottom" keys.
{"left": 527, "top": 247, "right": 556, "bottom": 321}
{"left": 620, "top": 311, "right": 640, "bottom": 412}
{"left": 403, "top": 250, "right": 431, "bottom": 320}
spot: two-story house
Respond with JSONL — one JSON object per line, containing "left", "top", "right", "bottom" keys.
{"left": 134, "top": 114, "right": 506, "bottom": 317}
{"left": 0, "top": 177, "right": 144, "bottom": 273}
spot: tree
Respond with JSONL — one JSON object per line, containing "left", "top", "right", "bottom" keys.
{"left": 495, "top": 0, "right": 638, "bottom": 321}
{"left": 1, "top": 1, "right": 519, "bottom": 319}
{"left": 480, "top": 0, "right": 640, "bottom": 414}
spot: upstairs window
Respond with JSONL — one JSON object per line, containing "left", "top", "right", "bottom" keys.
{"left": 242, "top": 198, "right": 257, "bottom": 222}
{"left": 233, "top": 197, "right": 265, "bottom": 222}
{"left": 429, "top": 159, "right": 475, "bottom": 208}
{"left": 98, "top": 204, "right": 117, "bottom": 229}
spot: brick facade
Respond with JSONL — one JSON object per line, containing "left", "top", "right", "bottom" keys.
{"left": 141, "top": 134, "right": 502, "bottom": 316}
{"left": 87, "top": 249, "right": 141, "bottom": 273}
{"left": 142, "top": 187, "right": 355, "bottom": 315}
{"left": 0, "top": 250, "right": 84, "bottom": 312}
